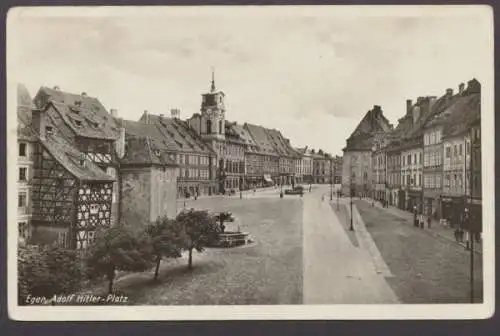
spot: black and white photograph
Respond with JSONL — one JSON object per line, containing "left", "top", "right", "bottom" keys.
{"left": 6, "top": 5, "right": 494, "bottom": 320}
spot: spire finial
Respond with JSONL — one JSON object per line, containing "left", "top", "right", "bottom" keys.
{"left": 210, "top": 66, "right": 216, "bottom": 92}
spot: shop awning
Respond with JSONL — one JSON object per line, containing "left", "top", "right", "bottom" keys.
{"left": 264, "top": 174, "right": 273, "bottom": 183}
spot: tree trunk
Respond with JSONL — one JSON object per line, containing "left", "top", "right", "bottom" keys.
{"left": 188, "top": 248, "right": 193, "bottom": 269}
{"left": 154, "top": 255, "right": 162, "bottom": 280}
{"left": 107, "top": 266, "right": 115, "bottom": 294}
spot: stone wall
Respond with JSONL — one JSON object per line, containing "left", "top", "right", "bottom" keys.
{"left": 150, "top": 166, "right": 179, "bottom": 221}
{"left": 120, "top": 167, "right": 152, "bottom": 230}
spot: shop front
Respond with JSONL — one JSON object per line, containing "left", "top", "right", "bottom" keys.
{"left": 441, "top": 196, "right": 464, "bottom": 227}
{"left": 406, "top": 190, "right": 423, "bottom": 212}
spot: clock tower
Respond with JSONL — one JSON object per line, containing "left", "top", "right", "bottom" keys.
{"left": 200, "top": 69, "right": 226, "bottom": 141}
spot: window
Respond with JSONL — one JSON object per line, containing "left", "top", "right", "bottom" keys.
{"left": 219, "top": 120, "right": 223, "bottom": 134}
{"left": 436, "top": 175, "right": 441, "bottom": 188}
{"left": 19, "top": 143, "right": 27, "bottom": 157}
{"left": 418, "top": 174, "right": 421, "bottom": 186}
{"left": 453, "top": 145, "right": 457, "bottom": 156}
{"left": 18, "top": 222, "right": 29, "bottom": 241}
{"left": 19, "top": 167, "right": 27, "bottom": 181}
{"left": 459, "top": 144, "right": 463, "bottom": 156}
{"left": 18, "top": 192, "right": 27, "bottom": 208}
{"left": 58, "top": 231, "right": 68, "bottom": 248}
{"left": 414, "top": 154, "right": 417, "bottom": 165}
{"left": 446, "top": 147, "right": 451, "bottom": 158}
{"left": 424, "top": 134, "right": 429, "bottom": 145}
{"left": 45, "top": 126, "right": 53, "bottom": 135}
{"left": 419, "top": 153, "right": 422, "bottom": 164}
{"left": 206, "top": 120, "right": 212, "bottom": 134}
{"left": 466, "top": 141, "right": 470, "bottom": 155}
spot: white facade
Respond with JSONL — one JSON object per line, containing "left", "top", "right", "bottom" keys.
{"left": 17, "top": 140, "right": 34, "bottom": 244}
{"left": 443, "top": 135, "right": 471, "bottom": 197}
{"left": 400, "top": 148, "right": 423, "bottom": 190}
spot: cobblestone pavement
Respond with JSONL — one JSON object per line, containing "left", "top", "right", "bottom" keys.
{"left": 355, "top": 200, "right": 483, "bottom": 303}
{"left": 92, "top": 197, "right": 303, "bottom": 305}
{"left": 368, "top": 199, "right": 482, "bottom": 254}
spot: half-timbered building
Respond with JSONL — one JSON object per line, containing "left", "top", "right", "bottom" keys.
{"left": 30, "top": 112, "right": 115, "bottom": 249}
{"left": 33, "top": 87, "right": 123, "bottom": 225}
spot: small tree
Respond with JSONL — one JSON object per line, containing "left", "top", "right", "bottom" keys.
{"left": 176, "top": 209, "right": 220, "bottom": 269}
{"left": 18, "top": 245, "right": 82, "bottom": 304}
{"left": 85, "top": 226, "right": 155, "bottom": 294}
{"left": 145, "top": 216, "right": 185, "bottom": 280}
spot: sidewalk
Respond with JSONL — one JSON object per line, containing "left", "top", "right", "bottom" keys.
{"left": 303, "top": 194, "right": 399, "bottom": 304}
{"left": 362, "top": 198, "right": 482, "bottom": 255}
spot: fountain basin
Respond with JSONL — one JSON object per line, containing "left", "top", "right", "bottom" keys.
{"left": 208, "top": 231, "right": 251, "bottom": 248}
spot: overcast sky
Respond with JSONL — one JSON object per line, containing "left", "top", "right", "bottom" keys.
{"left": 7, "top": 6, "right": 492, "bottom": 155}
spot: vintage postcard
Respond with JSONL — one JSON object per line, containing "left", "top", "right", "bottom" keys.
{"left": 6, "top": 5, "right": 494, "bottom": 320}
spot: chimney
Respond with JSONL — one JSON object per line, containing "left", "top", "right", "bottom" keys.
{"left": 115, "top": 117, "right": 126, "bottom": 159}
{"left": 143, "top": 110, "right": 149, "bottom": 124}
{"left": 171, "top": 108, "right": 180, "bottom": 119}
{"left": 467, "top": 79, "right": 481, "bottom": 94}
{"left": 459, "top": 83, "right": 465, "bottom": 94}
{"left": 412, "top": 105, "right": 421, "bottom": 124}
{"left": 110, "top": 108, "right": 118, "bottom": 118}
{"left": 417, "top": 96, "right": 424, "bottom": 104}
{"left": 32, "top": 108, "right": 47, "bottom": 141}
{"left": 406, "top": 99, "right": 412, "bottom": 115}
{"left": 446, "top": 88, "right": 453, "bottom": 96}
{"left": 53, "top": 85, "right": 60, "bottom": 90}
{"left": 81, "top": 92, "right": 87, "bottom": 97}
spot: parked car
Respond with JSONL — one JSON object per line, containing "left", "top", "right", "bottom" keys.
{"left": 284, "top": 186, "right": 304, "bottom": 195}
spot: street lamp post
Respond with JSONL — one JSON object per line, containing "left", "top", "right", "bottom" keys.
{"left": 350, "top": 181, "right": 354, "bottom": 231}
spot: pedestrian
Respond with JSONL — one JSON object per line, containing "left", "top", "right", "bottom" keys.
{"left": 454, "top": 227, "right": 460, "bottom": 243}
{"left": 413, "top": 206, "right": 418, "bottom": 227}
{"left": 419, "top": 213, "right": 424, "bottom": 229}
{"left": 427, "top": 214, "right": 431, "bottom": 229}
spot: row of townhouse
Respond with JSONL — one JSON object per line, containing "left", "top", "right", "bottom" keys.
{"left": 16, "top": 74, "right": 342, "bottom": 249}
{"left": 342, "top": 79, "right": 481, "bottom": 230}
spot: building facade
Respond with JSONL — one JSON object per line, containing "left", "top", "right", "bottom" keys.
{"left": 33, "top": 87, "right": 122, "bottom": 225}
{"left": 30, "top": 87, "right": 120, "bottom": 249}
{"left": 139, "top": 111, "right": 216, "bottom": 197}
{"left": 119, "top": 130, "right": 179, "bottom": 227}
{"left": 342, "top": 105, "right": 392, "bottom": 197}
{"left": 187, "top": 75, "right": 246, "bottom": 194}
{"left": 17, "top": 84, "right": 36, "bottom": 245}
{"left": 244, "top": 123, "right": 280, "bottom": 185}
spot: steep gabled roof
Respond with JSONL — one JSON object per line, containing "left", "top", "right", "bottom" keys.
{"left": 265, "top": 128, "right": 298, "bottom": 157}
{"left": 442, "top": 93, "right": 480, "bottom": 138}
{"left": 41, "top": 134, "right": 115, "bottom": 182}
{"left": 34, "top": 87, "right": 120, "bottom": 140}
{"left": 224, "top": 121, "right": 246, "bottom": 145}
{"left": 344, "top": 106, "right": 392, "bottom": 151}
{"left": 143, "top": 113, "right": 215, "bottom": 155}
{"left": 244, "top": 123, "right": 279, "bottom": 156}
{"left": 121, "top": 136, "right": 178, "bottom": 166}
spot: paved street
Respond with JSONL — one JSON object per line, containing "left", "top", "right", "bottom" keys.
{"left": 81, "top": 184, "right": 482, "bottom": 305}
{"left": 354, "top": 200, "right": 483, "bottom": 303}
{"left": 303, "top": 187, "right": 399, "bottom": 304}
{"left": 93, "top": 195, "right": 304, "bottom": 305}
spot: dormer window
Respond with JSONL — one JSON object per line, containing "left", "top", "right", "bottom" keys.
{"left": 154, "top": 150, "right": 161, "bottom": 157}
{"left": 45, "top": 126, "right": 54, "bottom": 135}
{"left": 75, "top": 120, "right": 83, "bottom": 127}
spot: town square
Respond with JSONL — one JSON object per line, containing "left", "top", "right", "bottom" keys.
{"left": 9, "top": 6, "right": 490, "bottom": 312}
